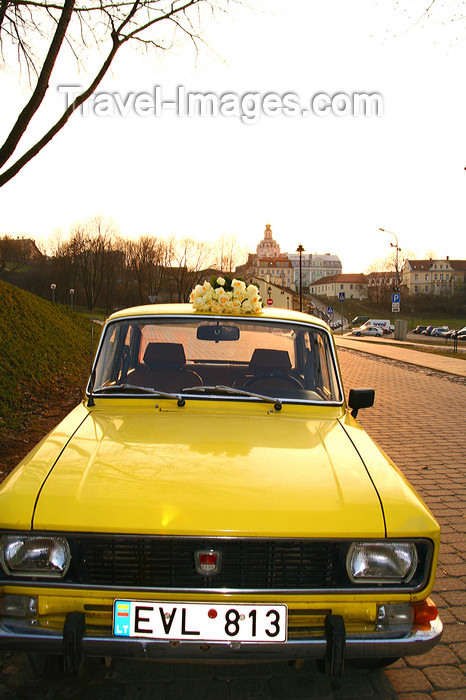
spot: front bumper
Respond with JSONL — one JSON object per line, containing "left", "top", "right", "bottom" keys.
{"left": 0, "top": 611, "right": 442, "bottom": 673}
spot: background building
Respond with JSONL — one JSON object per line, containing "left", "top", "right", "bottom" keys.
{"left": 402, "top": 258, "right": 466, "bottom": 295}
{"left": 238, "top": 225, "right": 342, "bottom": 294}
{"left": 240, "top": 224, "right": 294, "bottom": 287}
{"left": 309, "top": 273, "right": 367, "bottom": 300}
{"left": 287, "top": 252, "right": 342, "bottom": 290}
{"left": 256, "top": 224, "right": 280, "bottom": 259}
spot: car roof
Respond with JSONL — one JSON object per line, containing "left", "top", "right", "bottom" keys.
{"left": 107, "top": 303, "right": 331, "bottom": 330}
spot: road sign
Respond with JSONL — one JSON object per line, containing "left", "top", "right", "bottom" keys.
{"left": 392, "top": 302, "right": 400, "bottom": 313}
{"left": 327, "top": 306, "right": 334, "bottom": 315}
{"left": 338, "top": 292, "right": 345, "bottom": 302}
{"left": 266, "top": 298, "right": 273, "bottom": 306}
{"left": 392, "top": 292, "right": 400, "bottom": 304}
{"left": 148, "top": 295, "right": 157, "bottom": 303}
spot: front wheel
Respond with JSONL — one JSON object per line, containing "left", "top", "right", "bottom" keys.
{"left": 27, "top": 652, "right": 63, "bottom": 677}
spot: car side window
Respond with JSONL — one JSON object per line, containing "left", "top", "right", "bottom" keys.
{"left": 316, "top": 334, "right": 332, "bottom": 398}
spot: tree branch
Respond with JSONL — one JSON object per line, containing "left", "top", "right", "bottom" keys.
{"left": 0, "top": 35, "right": 119, "bottom": 186}
{"left": 0, "top": 0, "right": 75, "bottom": 169}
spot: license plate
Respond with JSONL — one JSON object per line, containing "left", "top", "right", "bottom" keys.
{"left": 113, "top": 600, "right": 287, "bottom": 643}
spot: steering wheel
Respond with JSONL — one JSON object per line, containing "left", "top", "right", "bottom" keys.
{"left": 243, "top": 372, "right": 304, "bottom": 389}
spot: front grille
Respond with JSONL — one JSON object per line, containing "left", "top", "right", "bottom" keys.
{"left": 64, "top": 536, "right": 350, "bottom": 591}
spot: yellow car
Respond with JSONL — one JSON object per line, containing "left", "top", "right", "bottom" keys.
{"left": 0, "top": 303, "right": 441, "bottom": 676}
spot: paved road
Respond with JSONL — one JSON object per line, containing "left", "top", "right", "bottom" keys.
{"left": 1, "top": 349, "right": 465, "bottom": 699}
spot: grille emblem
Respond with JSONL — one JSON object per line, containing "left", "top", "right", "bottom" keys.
{"left": 195, "top": 550, "right": 222, "bottom": 576}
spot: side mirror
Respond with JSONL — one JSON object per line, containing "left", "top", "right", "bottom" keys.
{"left": 348, "top": 388, "right": 375, "bottom": 419}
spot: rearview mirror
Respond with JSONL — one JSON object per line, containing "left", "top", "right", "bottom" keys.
{"left": 197, "top": 324, "right": 240, "bottom": 342}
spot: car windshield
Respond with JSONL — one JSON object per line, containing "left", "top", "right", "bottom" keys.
{"left": 91, "top": 316, "right": 343, "bottom": 404}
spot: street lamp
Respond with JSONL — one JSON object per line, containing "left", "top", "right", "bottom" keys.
{"left": 379, "top": 227, "right": 401, "bottom": 322}
{"left": 296, "top": 244, "right": 305, "bottom": 312}
{"left": 379, "top": 228, "right": 400, "bottom": 291}
{"left": 50, "top": 283, "right": 56, "bottom": 303}
{"left": 70, "top": 289, "right": 75, "bottom": 311}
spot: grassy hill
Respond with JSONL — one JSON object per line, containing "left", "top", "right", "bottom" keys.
{"left": 0, "top": 279, "right": 93, "bottom": 438}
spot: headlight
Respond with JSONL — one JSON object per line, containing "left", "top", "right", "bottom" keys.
{"left": 0, "top": 536, "right": 71, "bottom": 578}
{"left": 347, "top": 542, "right": 418, "bottom": 584}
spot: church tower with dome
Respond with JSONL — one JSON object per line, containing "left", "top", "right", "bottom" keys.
{"left": 256, "top": 224, "right": 280, "bottom": 259}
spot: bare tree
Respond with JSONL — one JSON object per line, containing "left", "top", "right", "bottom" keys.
{"left": 125, "top": 235, "right": 173, "bottom": 303}
{"left": 65, "top": 215, "right": 117, "bottom": 309}
{"left": 365, "top": 249, "right": 408, "bottom": 303}
{"left": 0, "top": 235, "right": 27, "bottom": 272}
{"left": 168, "top": 237, "right": 212, "bottom": 301}
{"left": 212, "top": 233, "right": 247, "bottom": 274}
{"left": 0, "top": 0, "right": 236, "bottom": 187}
{"left": 390, "top": 1, "right": 465, "bottom": 37}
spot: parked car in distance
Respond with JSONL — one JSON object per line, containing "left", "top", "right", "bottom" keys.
{"left": 431, "top": 327, "right": 449, "bottom": 337}
{"left": 0, "top": 299, "right": 442, "bottom": 677}
{"left": 366, "top": 319, "right": 391, "bottom": 333}
{"left": 421, "top": 326, "right": 436, "bottom": 335}
{"left": 351, "top": 324, "right": 384, "bottom": 337}
{"left": 413, "top": 326, "right": 427, "bottom": 335}
{"left": 443, "top": 326, "right": 466, "bottom": 340}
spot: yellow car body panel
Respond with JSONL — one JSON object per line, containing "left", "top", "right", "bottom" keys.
{"left": 340, "top": 413, "right": 440, "bottom": 540}
{"left": 30, "top": 402, "right": 385, "bottom": 537}
{"left": 107, "top": 303, "right": 331, "bottom": 329}
{"left": 0, "top": 403, "right": 89, "bottom": 530}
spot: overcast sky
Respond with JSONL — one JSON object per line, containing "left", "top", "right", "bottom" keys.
{"left": 0, "top": 0, "right": 465, "bottom": 272}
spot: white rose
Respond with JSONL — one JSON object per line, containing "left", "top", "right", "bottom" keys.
{"left": 217, "top": 277, "right": 225, "bottom": 286}
{"left": 232, "top": 279, "right": 246, "bottom": 291}
{"left": 242, "top": 300, "right": 252, "bottom": 312}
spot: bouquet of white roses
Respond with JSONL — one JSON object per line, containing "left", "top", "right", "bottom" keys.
{"left": 190, "top": 276, "right": 263, "bottom": 314}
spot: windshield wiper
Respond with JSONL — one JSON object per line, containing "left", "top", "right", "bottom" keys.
{"left": 181, "top": 385, "right": 282, "bottom": 411}
{"left": 93, "top": 384, "right": 187, "bottom": 406}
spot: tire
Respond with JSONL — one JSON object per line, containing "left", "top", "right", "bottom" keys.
{"left": 27, "top": 652, "right": 63, "bottom": 677}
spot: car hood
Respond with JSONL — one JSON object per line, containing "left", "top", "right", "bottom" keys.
{"left": 29, "top": 403, "right": 386, "bottom": 537}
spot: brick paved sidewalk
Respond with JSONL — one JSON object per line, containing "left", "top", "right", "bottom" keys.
{"left": 341, "top": 348, "right": 466, "bottom": 699}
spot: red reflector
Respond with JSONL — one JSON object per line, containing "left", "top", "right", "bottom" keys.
{"left": 413, "top": 598, "right": 438, "bottom": 630}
